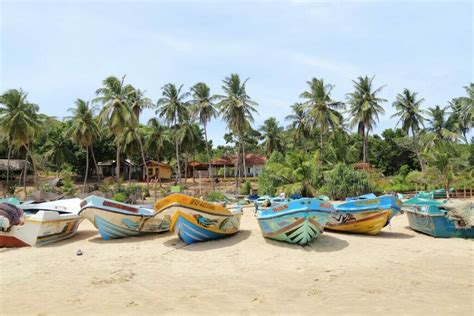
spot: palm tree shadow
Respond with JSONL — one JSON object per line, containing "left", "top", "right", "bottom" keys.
{"left": 263, "top": 233, "right": 349, "bottom": 252}
{"left": 163, "top": 230, "right": 252, "bottom": 251}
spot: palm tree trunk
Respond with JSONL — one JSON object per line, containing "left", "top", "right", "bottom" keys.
{"left": 25, "top": 144, "right": 38, "bottom": 189}
{"left": 137, "top": 136, "right": 149, "bottom": 190}
{"left": 319, "top": 127, "right": 324, "bottom": 162}
{"left": 23, "top": 151, "right": 28, "bottom": 197}
{"left": 6, "top": 146, "right": 11, "bottom": 197}
{"left": 192, "top": 151, "right": 196, "bottom": 183}
{"left": 242, "top": 135, "right": 247, "bottom": 179}
{"left": 156, "top": 154, "right": 162, "bottom": 188}
{"left": 116, "top": 140, "right": 121, "bottom": 180}
{"left": 83, "top": 147, "right": 89, "bottom": 194}
{"left": 90, "top": 144, "right": 101, "bottom": 181}
{"left": 128, "top": 158, "right": 132, "bottom": 185}
{"left": 204, "top": 123, "right": 215, "bottom": 191}
{"left": 184, "top": 150, "right": 189, "bottom": 184}
{"left": 175, "top": 135, "right": 181, "bottom": 184}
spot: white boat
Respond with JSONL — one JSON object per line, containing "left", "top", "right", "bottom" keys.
{"left": 0, "top": 199, "right": 84, "bottom": 247}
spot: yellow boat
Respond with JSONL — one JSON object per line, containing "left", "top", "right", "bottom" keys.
{"left": 154, "top": 194, "right": 241, "bottom": 244}
{"left": 326, "top": 194, "right": 401, "bottom": 235}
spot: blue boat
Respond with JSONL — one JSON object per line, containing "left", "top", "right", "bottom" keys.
{"left": 257, "top": 198, "right": 333, "bottom": 245}
{"left": 79, "top": 196, "right": 171, "bottom": 240}
{"left": 403, "top": 198, "right": 473, "bottom": 238}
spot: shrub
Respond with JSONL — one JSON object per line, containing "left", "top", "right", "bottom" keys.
{"left": 112, "top": 192, "right": 127, "bottom": 202}
{"left": 326, "top": 163, "right": 373, "bottom": 200}
{"left": 207, "top": 191, "right": 225, "bottom": 201}
{"left": 240, "top": 180, "right": 252, "bottom": 195}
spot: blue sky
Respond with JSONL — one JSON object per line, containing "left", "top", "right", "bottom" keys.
{"left": 1, "top": 0, "right": 472, "bottom": 146}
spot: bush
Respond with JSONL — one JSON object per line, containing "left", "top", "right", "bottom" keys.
{"left": 207, "top": 191, "right": 225, "bottom": 201}
{"left": 240, "top": 180, "right": 252, "bottom": 195}
{"left": 326, "top": 163, "right": 373, "bottom": 200}
{"left": 112, "top": 192, "right": 127, "bottom": 202}
{"left": 60, "top": 171, "right": 76, "bottom": 196}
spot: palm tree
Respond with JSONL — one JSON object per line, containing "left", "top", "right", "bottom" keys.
{"left": 144, "top": 118, "right": 172, "bottom": 187}
{"left": 449, "top": 97, "right": 472, "bottom": 144}
{"left": 157, "top": 83, "right": 190, "bottom": 184}
{"left": 95, "top": 75, "right": 135, "bottom": 180}
{"left": 44, "top": 125, "right": 73, "bottom": 177}
{"left": 66, "top": 99, "right": 100, "bottom": 193}
{"left": 300, "top": 78, "right": 344, "bottom": 161}
{"left": 119, "top": 125, "right": 142, "bottom": 184}
{"left": 392, "top": 89, "right": 425, "bottom": 137}
{"left": 285, "top": 103, "right": 310, "bottom": 153}
{"left": 177, "top": 121, "right": 201, "bottom": 184}
{"left": 190, "top": 82, "right": 218, "bottom": 189}
{"left": 347, "top": 75, "right": 386, "bottom": 163}
{"left": 128, "top": 87, "right": 153, "bottom": 122}
{"left": 426, "top": 105, "right": 458, "bottom": 142}
{"left": 217, "top": 74, "right": 258, "bottom": 185}
{"left": 259, "top": 117, "right": 284, "bottom": 156}
{"left": 0, "top": 89, "right": 40, "bottom": 195}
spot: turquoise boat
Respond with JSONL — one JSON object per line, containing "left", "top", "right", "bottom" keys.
{"left": 403, "top": 198, "right": 473, "bottom": 238}
{"left": 257, "top": 198, "right": 333, "bottom": 245}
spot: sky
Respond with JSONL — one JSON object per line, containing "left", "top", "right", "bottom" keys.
{"left": 1, "top": 0, "right": 472, "bottom": 146}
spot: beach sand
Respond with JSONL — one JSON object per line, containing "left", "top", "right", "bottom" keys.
{"left": 1, "top": 205, "right": 473, "bottom": 315}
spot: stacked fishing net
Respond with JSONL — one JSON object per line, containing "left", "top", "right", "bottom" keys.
{"left": 0, "top": 203, "right": 24, "bottom": 230}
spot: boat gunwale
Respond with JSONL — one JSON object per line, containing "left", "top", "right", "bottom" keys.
{"left": 257, "top": 208, "right": 332, "bottom": 220}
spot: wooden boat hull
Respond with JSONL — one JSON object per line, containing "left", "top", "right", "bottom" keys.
{"left": 403, "top": 203, "right": 474, "bottom": 238}
{"left": 257, "top": 198, "right": 333, "bottom": 245}
{"left": 79, "top": 196, "right": 171, "bottom": 240}
{"left": 170, "top": 210, "right": 241, "bottom": 244}
{"left": 157, "top": 194, "right": 242, "bottom": 244}
{"left": 258, "top": 211, "right": 328, "bottom": 245}
{"left": 326, "top": 210, "right": 392, "bottom": 235}
{"left": 327, "top": 195, "right": 401, "bottom": 235}
{"left": 0, "top": 211, "right": 83, "bottom": 247}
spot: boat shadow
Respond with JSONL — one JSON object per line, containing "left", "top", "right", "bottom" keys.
{"left": 87, "top": 231, "right": 173, "bottom": 244}
{"left": 163, "top": 230, "right": 252, "bottom": 251}
{"left": 264, "top": 233, "right": 349, "bottom": 252}
{"left": 42, "top": 229, "right": 101, "bottom": 248}
{"left": 325, "top": 230, "right": 414, "bottom": 239}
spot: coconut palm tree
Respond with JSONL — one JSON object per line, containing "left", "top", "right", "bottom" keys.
{"left": 217, "top": 74, "right": 258, "bottom": 184}
{"left": 156, "top": 83, "right": 190, "bottom": 184}
{"left": 347, "top": 75, "right": 386, "bottom": 163}
{"left": 119, "top": 125, "right": 142, "bottom": 184}
{"left": 95, "top": 75, "right": 135, "bottom": 180}
{"left": 392, "top": 89, "right": 426, "bottom": 137}
{"left": 426, "top": 105, "right": 458, "bottom": 142}
{"left": 448, "top": 97, "right": 472, "bottom": 144}
{"left": 128, "top": 87, "right": 153, "bottom": 122}
{"left": 190, "top": 82, "right": 218, "bottom": 189}
{"left": 285, "top": 103, "right": 310, "bottom": 153}
{"left": 259, "top": 117, "right": 284, "bottom": 156}
{"left": 177, "top": 120, "right": 201, "bottom": 184}
{"left": 66, "top": 99, "right": 100, "bottom": 193}
{"left": 0, "top": 89, "right": 40, "bottom": 195}
{"left": 44, "top": 125, "right": 73, "bottom": 177}
{"left": 144, "top": 118, "right": 172, "bottom": 187}
{"left": 300, "top": 78, "right": 344, "bottom": 161}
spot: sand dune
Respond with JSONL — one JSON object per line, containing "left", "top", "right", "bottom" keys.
{"left": 1, "top": 205, "right": 473, "bottom": 315}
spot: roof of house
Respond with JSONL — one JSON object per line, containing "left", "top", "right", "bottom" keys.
{"left": 145, "top": 160, "right": 172, "bottom": 169}
{"left": 353, "top": 162, "right": 372, "bottom": 170}
{"left": 0, "top": 159, "right": 30, "bottom": 171}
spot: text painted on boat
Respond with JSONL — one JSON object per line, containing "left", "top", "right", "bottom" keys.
{"left": 103, "top": 200, "right": 138, "bottom": 213}
{"left": 272, "top": 204, "right": 289, "bottom": 212}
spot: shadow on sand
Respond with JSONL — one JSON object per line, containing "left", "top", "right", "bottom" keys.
{"left": 325, "top": 229, "right": 414, "bottom": 239}
{"left": 163, "top": 229, "right": 252, "bottom": 251}
{"left": 87, "top": 231, "right": 173, "bottom": 244}
{"left": 263, "top": 233, "right": 349, "bottom": 252}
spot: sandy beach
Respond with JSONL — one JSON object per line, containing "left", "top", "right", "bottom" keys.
{"left": 1, "top": 205, "right": 473, "bottom": 315}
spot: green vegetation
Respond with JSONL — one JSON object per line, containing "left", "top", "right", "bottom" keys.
{"left": 0, "top": 75, "right": 472, "bottom": 200}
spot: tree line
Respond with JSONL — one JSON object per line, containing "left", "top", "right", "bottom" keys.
{"left": 0, "top": 74, "right": 472, "bottom": 197}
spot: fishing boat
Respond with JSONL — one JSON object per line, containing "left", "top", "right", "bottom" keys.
{"left": 326, "top": 194, "right": 401, "bottom": 235}
{"left": 254, "top": 195, "right": 291, "bottom": 210}
{"left": 0, "top": 199, "right": 83, "bottom": 247}
{"left": 257, "top": 198, "right": 333, "bottom": 245}
{"left": 79, "top": 196, "right": 171, "bottom": 240}
{"left": 154, "top": 194, "right": 242, "bottom": 244}
{"left": 403, "top": 198, "right": 473, "bottom": 238}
